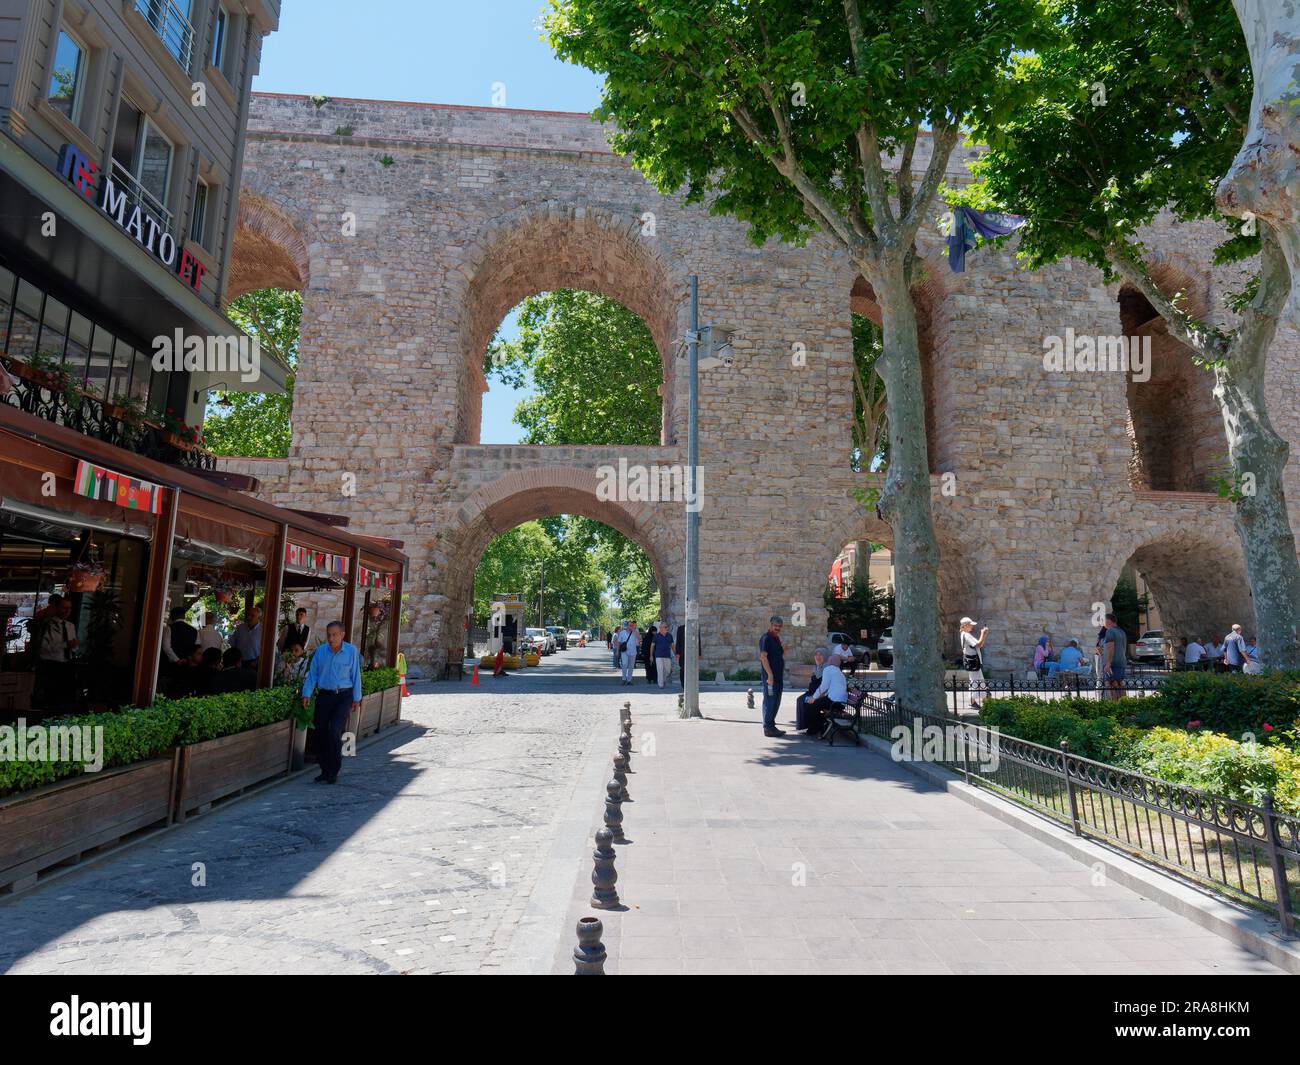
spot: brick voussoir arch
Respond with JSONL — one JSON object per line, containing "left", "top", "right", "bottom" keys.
{"left": 225, "top": 176, "right": 313, "bottom": 303}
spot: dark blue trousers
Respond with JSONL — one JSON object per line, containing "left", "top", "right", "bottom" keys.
{"left": 313, "top": 689, "right": 352, "bottom": 781}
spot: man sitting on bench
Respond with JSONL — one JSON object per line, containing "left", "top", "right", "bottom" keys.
{"left": 800, "top": 651, "right": 848, "bottom": 737}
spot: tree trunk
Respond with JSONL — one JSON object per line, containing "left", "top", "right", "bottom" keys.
{"left": 1217, "top": 238, "right": 1300, "bottom": 667}
{"left": 871, "top": 266, "right": 945, "bottom": 713}
{"left": 1214, "top": 2, "right": 1300, "bottom": 666}
{"left": 1219, "top": 0, "right": 1300, "bottom": 322}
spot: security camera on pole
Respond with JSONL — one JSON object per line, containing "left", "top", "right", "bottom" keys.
{"left": 680, "top": 274, "right": 733, "bottom": 721}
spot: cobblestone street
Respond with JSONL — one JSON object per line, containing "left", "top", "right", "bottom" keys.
{"left": 0, "top": 651, "right": 631, "bottom": 975}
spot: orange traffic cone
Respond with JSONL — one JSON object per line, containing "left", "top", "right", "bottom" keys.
{"left": 397, "top": 652, "right": 409, "bottom": 696}
{"left": 472, "top": 663, "right": 480, "bottom": 686}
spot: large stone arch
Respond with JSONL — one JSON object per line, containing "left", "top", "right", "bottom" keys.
{"left": 1116, "top": 258, "right": 1224, "bottom": 492}
{"left": 453, "top": 201, "right": 681, "bottom": 445}
{"left": 1098, "top": 519, "right": 1254, "bottom": 646}
{"left": 439, "top": 463, "right": 683, "bottom": 643}
{"left": 225, "top": 185, "right": 313, "bottom": 302}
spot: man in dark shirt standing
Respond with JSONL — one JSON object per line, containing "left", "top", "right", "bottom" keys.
{"left": 282, "top": 608, "right": 310, "bottom": 653}
{"left": 758, "top": 615, "right": 787, "bottom": 737}
{"left": 169, "top": 607, "right": 198, "bottom": 661}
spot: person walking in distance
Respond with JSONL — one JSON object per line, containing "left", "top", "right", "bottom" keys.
{"left": 1100, "top": 612, "right": 1127, "bottom": 698}
{"left": 759, "top": 615, "right": 787, "bottom": 737}
{"left": 1222, "top": 624, "right": 1248, "bottom": 673}
{"left": 301, "top": 621, "right": 362, "bottom": 784}
{"left": 959, "top": 617, "right": 988, "bottom": 710}
{"left": 619, "top": 621, "right": 640, "bottom": 685}
{"left": 652, "top": 623, "right": 674, "bottom": 688}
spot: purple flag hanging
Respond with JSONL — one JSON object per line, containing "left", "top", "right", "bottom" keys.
{"left": 947, "top": 206, "right": 1026, "bottom": 272}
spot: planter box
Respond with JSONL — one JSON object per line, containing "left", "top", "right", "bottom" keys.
{"left": 379, "top": 685, "right": 401, "bottom": 729}
{"left": 357, "top": 693, "right": 382, "bottom": 738}
{"left": 174, "top": 719, "right": 293, "bottom": 822}
{"left": 0, "top": 756, "right": 176, "bottom": 893}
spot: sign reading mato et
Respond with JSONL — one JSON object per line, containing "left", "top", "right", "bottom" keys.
{"left": 56, "top": 143, "right": 207, "bottom": 295}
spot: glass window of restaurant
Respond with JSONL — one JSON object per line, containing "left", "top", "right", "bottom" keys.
{"left": 0, "top": 479, "right": 155, "bottom": 723}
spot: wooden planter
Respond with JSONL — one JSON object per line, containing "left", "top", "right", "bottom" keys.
{"left": 356, "top": 692, "right": 382, "bottom": 738}
{"left": 173, "top": 719, "right": 294, "bottom": 822}
{"left": 379, "top": 685, "right": 401, "bottom": 729}
{"left": 0, "top": 756, "right": 176, "bottom": 894}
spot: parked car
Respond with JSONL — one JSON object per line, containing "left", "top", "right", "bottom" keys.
{"left": 547, "top": 626, "right": 568, "bottom": 650}
{"left": 875, "top": 627, "right": 893, "bottom": 668}
{"left": 566, "top": 629, "right": 585, "bottom": 646}
{"left": 527, "top": 627, "right": 555, "bottom": 655}
{"left": 828, "top": 630, "right": 873, "bottom": 671}
{"left": 1133, "top": 630, "right": 1168, "bottom": 663}
{"left": 5, "top": 616, "right": 31, "bottom": 654}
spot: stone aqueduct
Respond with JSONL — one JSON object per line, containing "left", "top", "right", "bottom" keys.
{"left": 217, "top": 93, "right": 1300, "bottom": 677}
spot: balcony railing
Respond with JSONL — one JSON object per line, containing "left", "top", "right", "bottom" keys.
{"left": 135, "top": 0, "right": 197, "bottom": 73}
{"left": 109, "top": 158, "right": 175, "bottom": 234}
{"left": 0, "top": 356, "right": 215, "bottom": 472}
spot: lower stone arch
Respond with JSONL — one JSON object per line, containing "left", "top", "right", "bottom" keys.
{"left": 439, "top": 465, "right": 684, "bottom": 655}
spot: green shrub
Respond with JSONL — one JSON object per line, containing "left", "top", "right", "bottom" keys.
{"left": 0, "top": 704, "right": 181, "bottom": 798}
{"left": 979, "top": 697, "right": 1139, "bottom": 761}
{"left": 0, "top": 687, "right": 297, "bottom": 799}
{"left": 362, "top": 667, "right": 399, "bottom": 696}
{"left": 1141, "top": 672, "right": 1300, "bottom": 739}
{"left": 1120, "top": 727, "right": 1300, "bottom": 816}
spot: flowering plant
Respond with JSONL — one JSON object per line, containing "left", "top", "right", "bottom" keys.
{"left": 161, "top": 407, "right": 207, "bottom": 448}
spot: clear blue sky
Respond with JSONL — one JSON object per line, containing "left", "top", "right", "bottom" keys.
{"left": 254, "top": 1, "right": 606, "bottom": 442}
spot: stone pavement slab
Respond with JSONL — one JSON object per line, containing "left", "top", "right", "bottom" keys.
{"left": 554, "top": 693, "right": 1287, "bottom": 975}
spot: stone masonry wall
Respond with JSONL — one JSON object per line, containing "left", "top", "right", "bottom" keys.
{"left": 223, "top": 94, "right": 1300, "bottom": 676}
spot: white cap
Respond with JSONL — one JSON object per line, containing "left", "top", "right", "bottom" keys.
{"left": 960, "top": 617, "right": 976, "bottom": 626}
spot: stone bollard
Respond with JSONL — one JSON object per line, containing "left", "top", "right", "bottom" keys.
{"left": 590, "top": 827, "right": 620, "bottom": 909}
{"left": 618, "top": 724, "right": 632, "bottom": 756}
{"left": 613, "top": 749, "right": 630, "bottom": 800}
{"left": 747, "top": 688, "right": 755, "bottom": 709}
{"left": 604, "top": 778, "right": 626, "bottom": 843}
{"left": 620, "top": 701, "right": 632, "bottom": 725}
{"left": 574, "top": 916, "right": 607, "bottom": 975}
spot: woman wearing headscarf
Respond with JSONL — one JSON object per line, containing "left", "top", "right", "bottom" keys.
{"left": 1032, "top": 635, "right": 1053, "bottom": 677}
{"left": 643, "top": 622, "right": 659, "bottom": 684}
{"left": 795, "top": 646, "right": 829, "bottom": 733}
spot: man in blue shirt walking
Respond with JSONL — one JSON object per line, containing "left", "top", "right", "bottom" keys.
{"left": 301, "top": 620, "right": 362, "bottom": 784}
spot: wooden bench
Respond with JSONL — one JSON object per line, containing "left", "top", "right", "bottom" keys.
{"left": 823, "top": 687, "right": 867, "bottom": 746}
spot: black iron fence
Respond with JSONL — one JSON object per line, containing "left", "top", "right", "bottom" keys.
{"left": 842, "top": 673, "right": 1166, "bottom": 716}
{"left": 856, "top": 692, "right": 1299, "bottom": 932}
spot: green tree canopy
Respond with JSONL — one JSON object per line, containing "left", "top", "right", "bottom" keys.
{"left": 968, "top": 0, "right": 1300, "bottom": 666}
{"left": 203, "top": 288, "right": 301, "bottom": 458}
{"left": 486, "top": 289, "right": 662, "bottom": 445}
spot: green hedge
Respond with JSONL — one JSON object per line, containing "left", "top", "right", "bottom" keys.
{"left": 1, "top": 670, "right": 404, "bottom": 800}
{"left": 981, "top": 672, "right": 1300, "bottom": 763}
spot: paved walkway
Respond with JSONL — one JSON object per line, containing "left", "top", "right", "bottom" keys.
{"left": 555, "top": 694, "right": 1287, "bottom": 975}
{"left": 0, "top": 646, "right": 1285, "bottom": 974}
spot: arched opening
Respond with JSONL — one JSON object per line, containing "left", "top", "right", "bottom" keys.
{"left": 850, "top": 274, "right": 941, "bottom": 472}
{"left": 1119, "top": 276, "right": 1224, "bottom": 493}
{"left": 439, "top": 467, "right": 681, "bottom": 667}
{"left": 1105, "top": 527, "right": 1253, "bottom": 650}
{"left": 482, "top": 289, "right": 663, "bottom": 446}
{"left": 467, "top": 515, "right": 661, "bottom": 657}
{"left": 458, "top": 207, "right": 678, "bottom": 445}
